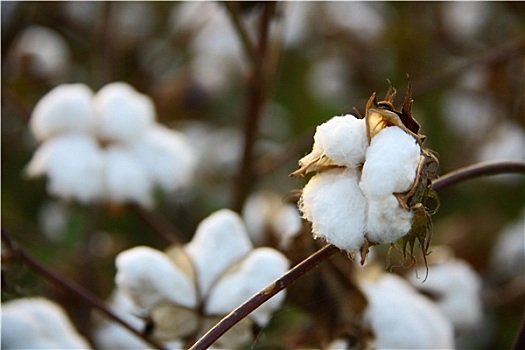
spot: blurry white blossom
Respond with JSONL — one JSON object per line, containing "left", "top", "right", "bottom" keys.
{"left": 242, "top": 190, "right": 302, "bottom": 249}
{"left": 1, "top": 297, "right": 90, "bottom": 349}
{"left": 407, "top": 256, "right": 483, "bottom": 331}
{"left": 490, "top": 212, "right": 525, "bottom": 281}
{"left": 442, "top": 1, "right": 488, "bottom": 40}
{"left": 477, "top": 120, "right": 525, "bottom": 163}
{"left": 297, "top": 114, "right": 421, "bottom": 253}
{"left": 25, "top": 82, "right": 196, "bottom": 208}
{"left": 8, "top": 25, "right": 70, "bottom": 82}
{"left": 358, "top": 271, "right": 455, "bottom": 349}
{"left": 106, "top": 209, "right": 289, "bottom": 348}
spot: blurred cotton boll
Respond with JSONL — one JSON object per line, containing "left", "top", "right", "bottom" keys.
{"left": 489, "top": 212, "right": 525, "bottom": 282}
{"left": 29, "top": 84, "right": 95, "bottom": 142}
{"left": 358, "top": 272, "right": 455, "bottom": 349}
{"left": 1, "top": 298, "right": 90, "bottom": 349}
{"left": 242, "top": 190, "right": 302, "bottom": 248}
{"left": 8, "top": 25, "right": 70, "bottom": 82}
{"left": 477, "top": 120, "right": 525, "bottom": 163}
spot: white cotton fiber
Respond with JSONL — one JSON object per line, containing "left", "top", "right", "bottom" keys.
{"left": 115, "top": 246, "right": 197, "bottom": 310}
{"left": 300, "top": 168, "right": 367, "bottom": 252}
{"left": 365, "top": 195, "right": 413, "bottom": 244}
{"left": 129, "top": 125, "right": 196, "bottom": 192}
{"left": 1, "top": 297, "right": 90, "bottom": 349}
{"left": 205, "top": 247, "right": 290, "bottom": 326}
{"left": 103, "top": 145, "right": 154, "bottom": 208}
{"left": 315, "top": 115, "right": 368, "bottom": 168}
{"left": 93, "top": 82, "right": 155, "bottom": 144}
{"left": 30, "top": 84, "right": 95, "bottom": 142}
{"left": 26, "top": 134, "right": 105, "bottom": 203}
{"left": 360, "top": 273, "right": 455, "bottom": 349}
{"left": 184, "top": 209, "right": 253, "bottom": 297}
{"left": 360, "top": 126, "right": 420, "bottom": 199}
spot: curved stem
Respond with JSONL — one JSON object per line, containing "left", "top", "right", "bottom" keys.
{"left": 189, "top": 160, "right": 525, "bottom": 349}
{"left": 1, "top": 228, "right": 168, "bottom": 350}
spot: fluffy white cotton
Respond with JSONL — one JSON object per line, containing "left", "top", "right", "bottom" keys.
{"left": 115, "top": 246, "right": 197, "bottom": 310}
{"left": 360, "top": 273, "right": 455, "bottom": 349}
{"left": 93, "top": 82, "right": 155, "bottom": 144}
{"left": 1, "top": 297, "right": 90, "bottom": 349}
{"left": 184, "top": 209, "right": 253, "bottom": 297}
{"left": 30, "top": 84, "right": 95, "bottom": 141}
{"left": 365, "top": 196, "right": 413, "bottom": 244}
{"left": 103, "top": 146, "right": 154, "bottom": 207}
{"left": 407, "top": 258, "right": 483, "bottom": 330}
{"left": 205, "top": 247, "right": 290, "bottom": 326}
{"left": 315, "top": 115, "right": 368, "bottom": 168}
{"left": 360, "top": 126, "right": 421, "bottom": 199}
{"left": 26, "top": 134, "right": 105, "bottom": 203}
{"left": 300, "top": 168, "right": 367, "bottom": 252}
{"left": 129, "top": 125, "right": 196, "bottom": 192}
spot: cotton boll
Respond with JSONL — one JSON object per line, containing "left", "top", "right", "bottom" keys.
{"left": 30, "top": 84, "right": 95, "bottom": 142}
{"left": 115, "top": 246, "right": 198, "bottom": 310}
{"left": 184, "top": 209, "right": 253, "bottom": 297}
{"left": 360, "top": 273, "right": 455, "bottom": 349}
{"left": 316, "top": 115, "right": 368, "bottom": 168}
{"left": 1, "top": 297, "right": 90, "bottom": 349}
{"left": 103, "top": 146, "right": 154, "bottom": 207}
{"left": 365, "top": 196, "right": 413, "bottom": 244}
{"left": 407, "top": 259, "right": 483, "bottom": 331}
{"left": 300, "top": 168, "right": 367, "bottom": 253}
{"left": 129, "top": 125, "right": 196, "bottom": 192}
{"left": 26, "top": 134, "right": 105, "bottom": 203}
{"left": 94, "top": 82, "right": 155, "bottom": 144}
{"left": 205, "top": 247, "right": 290, "bottom": 326}
{"left": 360, "top": 126, "right": 421, "bottom": 199}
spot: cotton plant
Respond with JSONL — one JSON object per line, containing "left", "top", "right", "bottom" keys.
{"left": 25, "top": 82, "right": 196, "bottom": 208}
{"left": 291, "top": 85, "right": 439, "bottom": 263}
{"left": 1, "top": 297, "right": 91, "bottom": 349}
{"left": 108, "top": 209, "right": 290, "bottom": 348}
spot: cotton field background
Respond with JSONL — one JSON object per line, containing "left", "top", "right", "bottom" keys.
{"left": 1, "top": 2, "right": 524, "bottom": 349}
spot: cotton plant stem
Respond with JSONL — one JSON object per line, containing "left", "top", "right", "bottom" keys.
{"left": 0, "top": 228, "right": 168, "bottom": 350}
{"left": 189, "top": 160, "right": 525, "bottom": 349}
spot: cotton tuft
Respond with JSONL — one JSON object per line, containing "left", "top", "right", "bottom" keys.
{"left": 365, "top": 196, "right": 413, "bottom": 244}
{"left": 300, "top": 168, "right": 367, "bottom": 252}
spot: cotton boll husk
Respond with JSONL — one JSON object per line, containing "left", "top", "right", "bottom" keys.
{"left": 30, "top": 84, "right": 95, "bottom": 142}
{"left": 1, "top": 297, "right": 90, "bottom": 349}
{"left": 365, "top": 195, "right": 413, "bottom": 244}
{"left": 184, "top": 209, "right": 253, "bottom": 297}
{"left": 205, "top": 247, "right": 290, "bottom": 326}
{"left": 129, "top": 125, "right": 196, "bottom": 192}
{"left": 315, "top": 115, "right": 368, "bottom": 168}
{"left": 103, "top": 145, "right": 154, "bottom": 207}
{"left": 360, "top": 126, "right": 421, "bottom": 199}
{"left": 407, "top": 258, "right": 483, "bottom": 330}
{"left": 115, "top": 246, "right": 197, "bottom": 310}
{"left": 93, "top": 82, "right": 155, "bottom": 144}
{"left": 360, "top": 273, "right": 455, "bottom": 349}
{"left": 300, "top": 168, "right": 367, "bottom": 253}
{"left": 26, "top": 134, "right": 105, "bottom": 203}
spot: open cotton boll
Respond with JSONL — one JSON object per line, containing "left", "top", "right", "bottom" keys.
{"left": 365, "top": 196, "right": 413, "bottom": 244}
{"left": 315, "top": 115, "right": 368, "bottom": 168}
{"left": 115, "top": 246, "right": 198, "bottom": 310}
{"left": 184, "top": 209, "right": 253, "bottom": 297}
{"left": 93, "top": 82, "right": 155, "bottom": 144}
{"left": 205, "top": 247, "right": 290, "bottom": 326}
{"left": 129, "top": 125, "right": 196, "bottom": 192}
{"left": 300, "top": 168, "right": 367, "bottom": 253}
{"left": 360, "top": 126, "right": 421, "bottom": 199}
{"left": 360, "top": 273, "right": 455, "bottom": 349}
{"left": 26, "top": 134, "right": 105, "bottom": 203}
{"left": 30, "top": 84, "right": 95, "bottom": 142}
{"left": 1, "top": 297, "right": 90, "bottom": 349}
{"left": 407, "top": 259, "right": 483, "bottom": 330}
{"left": 103, "top": 146, "right": 154, "bottom": 207}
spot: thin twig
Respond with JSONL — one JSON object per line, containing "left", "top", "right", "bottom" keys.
{"left": 1, "top": 228, "right": 168, "bottom": 350}
{"left": 189, "top": 160, "right": 525, "bottom": 349}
